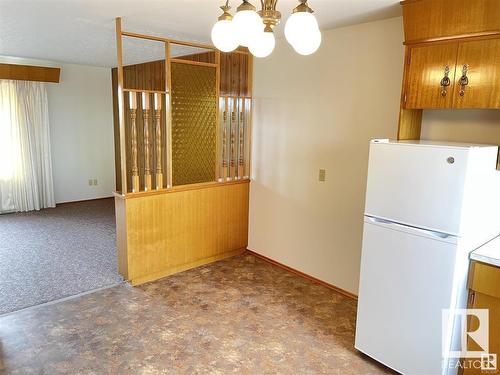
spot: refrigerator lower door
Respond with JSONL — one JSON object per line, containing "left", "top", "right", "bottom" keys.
{"left": 355, "top": 218, "right": 461, "bottom": 375}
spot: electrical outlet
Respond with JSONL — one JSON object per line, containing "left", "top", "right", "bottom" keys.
{"left": 318, "top": 169, "right": 326, "bottom": 182}
{"left": 88, "top": 179, "right": 93, "bottom": 186}
{"left": 93, "top": 179, "right": 98, "bottom": 186}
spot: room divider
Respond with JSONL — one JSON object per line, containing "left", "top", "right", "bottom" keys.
{"left": 112, "top": 18, "right": 253, "bottom": 285}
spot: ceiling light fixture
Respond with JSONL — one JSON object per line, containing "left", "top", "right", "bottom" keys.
{"left": 285, "top": 0, "right": 321, "bottom": 55}
{"left": 232, "top": 0, "right": 263, "bottom": 47}
{"left": 249, "top": 24, "right": 276, "bottom": 58}
{"left": 211, "top": 0, "right": 321, "bottom": 58}
{"left": 211, "top": 2, "right": 239, "bottom": 52}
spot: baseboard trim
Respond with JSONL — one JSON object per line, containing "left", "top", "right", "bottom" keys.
{"left": 56, "top": 196, "right": 114, "bottom": 206}
{"left": 246, "top": 249, "right": 358, "bottom": 301}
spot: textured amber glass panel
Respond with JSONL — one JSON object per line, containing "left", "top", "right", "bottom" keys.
{"left": 171, "top": 62, "right": 217, "bottom": 186}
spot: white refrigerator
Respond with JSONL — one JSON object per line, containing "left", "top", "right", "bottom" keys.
{"left": 355, "top": 140, "right": 500, "bottom": 375}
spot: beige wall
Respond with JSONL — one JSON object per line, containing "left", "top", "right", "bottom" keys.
{"left": 422, "top": 110, "right": 500, "bottom": 147}
{"left": 0, "top": 56, "right": 115, "bottom": 204}
{"left": 47, "top": 63, "right": 115, "bottom": 203}
{"left": 248, "top": 17, "right": 404, "bottom": 294}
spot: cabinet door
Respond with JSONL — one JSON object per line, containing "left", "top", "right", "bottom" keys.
{"left": 464, "top": 292, "right": 500, "bottom": 375}
{"left": 454, "top": 38, "right": 500, "bottom": 109}
{"left": 464, "top": 262, "right": 500, "bottom": 375}
{"left": 405, "top": 42, "right": 459, "bottom": 109}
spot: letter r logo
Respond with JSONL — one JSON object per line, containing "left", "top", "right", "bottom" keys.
{"left": 442, "top": 309, "right": 489, "bottom": 359}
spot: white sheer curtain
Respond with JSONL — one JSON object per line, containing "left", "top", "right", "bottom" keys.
{"left": 0, "top": 80, "right": 55, "bottom": 213}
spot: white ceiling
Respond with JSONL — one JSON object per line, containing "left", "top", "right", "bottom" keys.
{"left": 0, "top": 0, "right": 401, "bottom": 67}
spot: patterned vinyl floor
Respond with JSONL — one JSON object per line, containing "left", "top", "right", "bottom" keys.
{"left": 0, "top": 254, "right": 393, "bottom": 374}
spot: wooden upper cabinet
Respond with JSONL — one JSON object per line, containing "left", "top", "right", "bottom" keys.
{"left": 453, "top": 38, "right": 500, "bottom": 109}
{"left": 398, "top": 0, "right": 500, "bottom": 139}
{"left": 402, "top": 0, "right": 500, "bottom": 44}
{"left": 404, "top": 38, "right": 500, "bottom": 109}
{"left": 405, "top": 42, "right": 458, "bottom": 109}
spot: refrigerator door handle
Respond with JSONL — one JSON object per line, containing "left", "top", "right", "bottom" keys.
{"left": 366, "top": 216, "right": 452, "bottom": 239}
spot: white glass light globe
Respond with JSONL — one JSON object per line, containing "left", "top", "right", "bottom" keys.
{"left": 248, "top": 31, "right": 275, "bottom": 58}
{"left": 291, "top": 28, "right": 321, "bottom": 56}
{"left": 285, "top": 12, "right": 319, "bottom": 41}
{"left": 285, "top": 12, "right": 322, "bottom": 56}
{"left": 211, "top": 20, "right": 239, "bottom": 52}
{"left": 233, "top": 9, "right": 263, "bottom": 47}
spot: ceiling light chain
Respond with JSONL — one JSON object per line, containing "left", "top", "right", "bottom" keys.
{"left": 211, "top": 0, "right": 322, "bottom": 58}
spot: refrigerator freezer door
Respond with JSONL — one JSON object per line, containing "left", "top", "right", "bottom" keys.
{"left": 355, "top": 219, "right": 459, "bottom": 375}
{"left": 365, "top": 142, "right": 469, "bottom": 236}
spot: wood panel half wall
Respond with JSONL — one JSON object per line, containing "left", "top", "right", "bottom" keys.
{"left": 114, "top": 180, "right": 249, "bottom": 285}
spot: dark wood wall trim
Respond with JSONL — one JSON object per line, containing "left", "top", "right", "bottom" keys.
{"left": 0, "top": 63, "right": 61, "bottom": 83}
{"left": 246, "top": 249, "right": 359, "bottom": 300}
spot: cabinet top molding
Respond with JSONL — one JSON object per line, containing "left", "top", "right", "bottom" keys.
{"left": 401, "top": 0, "right": 500, "bottom": 45}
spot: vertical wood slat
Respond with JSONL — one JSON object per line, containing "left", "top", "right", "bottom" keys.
{"left": 225, "top": 97, "right": 230, "bottom": 180}
{"left": 165, "top": 42, "right": 173, "bottom": 189}
{"left": 222, "top": 97, "right": 229, "bottom": 180}
{"left": 240, "top": 54, "right": 247, "bottom": 97}
{"left": 238, "top": 98, "right": 245, "bottom": 179}
{"left": 244, "top": 98, "right": 252, "bottom": 179}
{"left": 231, "top": 54, "right": 240, "bottom": 97}
{"left": 129, "top": 92, "right": 140, "bottom": 192}
{"left": 246, "top": 55, "right": 253, "bottom": 179}
{"left": 115, "top": 17, "right": 128, "bottom": 194}
{"left": 218, "top": 96, "right": 251, "bottom": 181}
{"left": 230, "top": 98, "right": 237, "bottom": 179}
{"left": 111, "top": 69, "right": 122, "bottom": 192}
{"left": 215, "top": 50, "right": 221, "bottom": 181}
{"left": 154, "top": 93, "right": 163, "bottom": 189}
{"left": 142, "top": 92, "right": 152, "bottom": 191}
{"left": 247, "top": 54, "right": 253, "bottom": 98}
{"left": 217, "top": 97, "right": 223, "bottom": 182}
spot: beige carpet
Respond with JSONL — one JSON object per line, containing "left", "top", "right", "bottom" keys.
{"left": 0, "top": 198, "right": 122, "bottom": 315}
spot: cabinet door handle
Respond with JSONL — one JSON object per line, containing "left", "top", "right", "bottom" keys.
{"left": 459, "top": 64, "right": 469, "bottom": 97}
{"left": 469, "top": 291, "right": 476, "bottom": 307}
{"left": 440, "top": 65, "right": 451, "bottom": 97}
